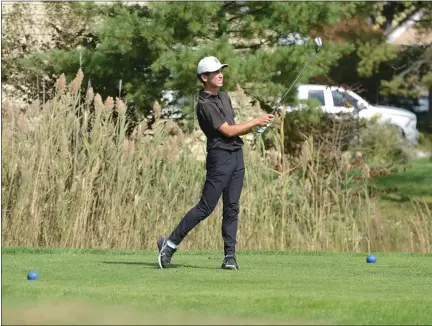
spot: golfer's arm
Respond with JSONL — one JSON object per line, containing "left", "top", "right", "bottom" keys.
{"left": 218, "top": 120, "right": 258, "bottom": 137}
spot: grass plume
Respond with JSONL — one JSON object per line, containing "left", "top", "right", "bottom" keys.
{"left": 1, "top": 71, "right": 431, "bottom": 252}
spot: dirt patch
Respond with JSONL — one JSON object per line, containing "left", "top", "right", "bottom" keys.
{"left": 2, "top": 300, "right": 322, "bottom": 325}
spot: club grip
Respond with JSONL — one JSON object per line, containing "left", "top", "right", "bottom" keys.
{"left": 255, "top": 125, "right": 268, "bottom": 133}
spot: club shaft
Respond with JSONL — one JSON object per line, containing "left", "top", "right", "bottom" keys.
{"left": 272, "top": 51, "right": 318, "bottom": 115}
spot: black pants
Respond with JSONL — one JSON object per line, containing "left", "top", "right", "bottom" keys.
{"left": 169, "top": 148, "right": 245, "bottom": 256}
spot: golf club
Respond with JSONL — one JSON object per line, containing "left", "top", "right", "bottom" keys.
{"left": 257, "top": 37, "right": 323, "bottom": 133}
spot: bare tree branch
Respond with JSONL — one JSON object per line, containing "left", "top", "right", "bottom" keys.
{"left": 398, "top": 59, "right": 426, "bottom": 78}
{"left": 234, "top": 43, "right": 262, "bottom": 50}
{"left": 414, "top": 19, "right": 432, "bottom": 23}
{"left": 226, "top": 5, "right": 269, "bottom": 23}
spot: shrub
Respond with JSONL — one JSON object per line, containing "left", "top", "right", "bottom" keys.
{"left": 350, "top": 116, "right": 410, "bottom": 165}
{"left": 259, "top": 101, "right": 365, "bottom": 176}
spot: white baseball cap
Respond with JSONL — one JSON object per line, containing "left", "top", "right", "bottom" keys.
{"left": 197, "top": 56, "right": 228, "bottom": 74}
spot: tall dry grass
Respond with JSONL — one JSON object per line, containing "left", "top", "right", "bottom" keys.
{"left": 2, "top": 71, "right": 431, "bottom": 252}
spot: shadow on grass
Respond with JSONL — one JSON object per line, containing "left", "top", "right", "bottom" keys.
{"left": 375, "top": 184, "right": 432, "bottom": 201}
{"left": 379, "top": 194, "right": 415, "bottom": 203}
{"left": 371, "top": 159, "right": 432, "bottom": 203}
{"left": 101, "top": 261, "right": 219, "bottom": 270}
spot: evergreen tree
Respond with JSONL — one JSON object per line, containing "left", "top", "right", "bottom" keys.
{"left": 21, "top": 1, "right": 362, "bottom": 118}
{"left": 147, "top": 1, "right": 359, "bottom": 112}
{"left": 357, "top": 2, "right": 431, "bottom": 109}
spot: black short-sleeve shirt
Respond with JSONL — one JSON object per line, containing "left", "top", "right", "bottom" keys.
{"left": 196, "top": 89, "right": 244, "bottom": 152}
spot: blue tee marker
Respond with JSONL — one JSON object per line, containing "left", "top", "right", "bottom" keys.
{"left": 366, "top": 254, "right": 377, "bottom": 263}
{"left": 27, "top": 270, "right": 38, "bottom": 280}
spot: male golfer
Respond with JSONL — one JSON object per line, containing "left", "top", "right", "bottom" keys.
{"left": 157, "top": 56, "right": 274, "bottom": 270}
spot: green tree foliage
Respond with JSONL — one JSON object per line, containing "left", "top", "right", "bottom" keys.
{"left": 147, "top": 1, "right": 358, "bottom": 111}
{"left": 2, "top": 1, "right": 100, "bottom": 100}
{"left": 358, "top": 2, "right": 432, "bottom": 100}
{"left": 323, "top": 1, "right": 431, "bottom": 113}
{"left": 20, "top": 1, "right": 361, "bottom": 118}
{"left": 20, "top": 3, "right": 168, "bottom": 116}
{"left": 320, "top": 8, "right": 391, "bottom": 104}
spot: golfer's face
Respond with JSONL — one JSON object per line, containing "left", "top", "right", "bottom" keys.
{"left": 207, "top": 69, "right": 223, "bottom": 87}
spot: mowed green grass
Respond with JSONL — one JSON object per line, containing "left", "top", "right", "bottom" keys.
{"left": 370, "top": 158, "right": 432, "bottom": 223}
{"left": 2, "top": 247, "right": 432, "bottom": 325}
{"left": 372, "top": 158, "right": 432, "bottom": 203}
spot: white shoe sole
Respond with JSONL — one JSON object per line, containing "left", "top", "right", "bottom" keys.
{"left": 222, "top": 264, "right": 238, "bottom": 270}
{"left": 158, "top": 238, "right": 167, "bottom": 269}
{"left": 158, "top": 253, "right": 163, "bottom": 269}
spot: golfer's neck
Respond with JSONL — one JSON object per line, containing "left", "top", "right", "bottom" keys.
{"left": 204, "top": 85, "right": 219, "bottom": 95}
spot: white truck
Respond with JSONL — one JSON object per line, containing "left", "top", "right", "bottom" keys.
{"left": 292, "top": 84, "right": 419, "bottom": 146}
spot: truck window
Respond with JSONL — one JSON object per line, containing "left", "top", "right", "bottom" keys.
{"left": 345, "top": 93, "right": 359, "bottom": 109}
{"left": 331, "top": 91, "right": 346, "bottom": 106}
{"left": 331, "top": 90, "right": 359, "bottom": 109}
{"left": 307, "top": 90, "right": 325, "bottom": 105}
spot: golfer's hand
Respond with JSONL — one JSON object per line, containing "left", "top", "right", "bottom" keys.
{"left": 255, "top": 114, "right": 274, "bottom": 127}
